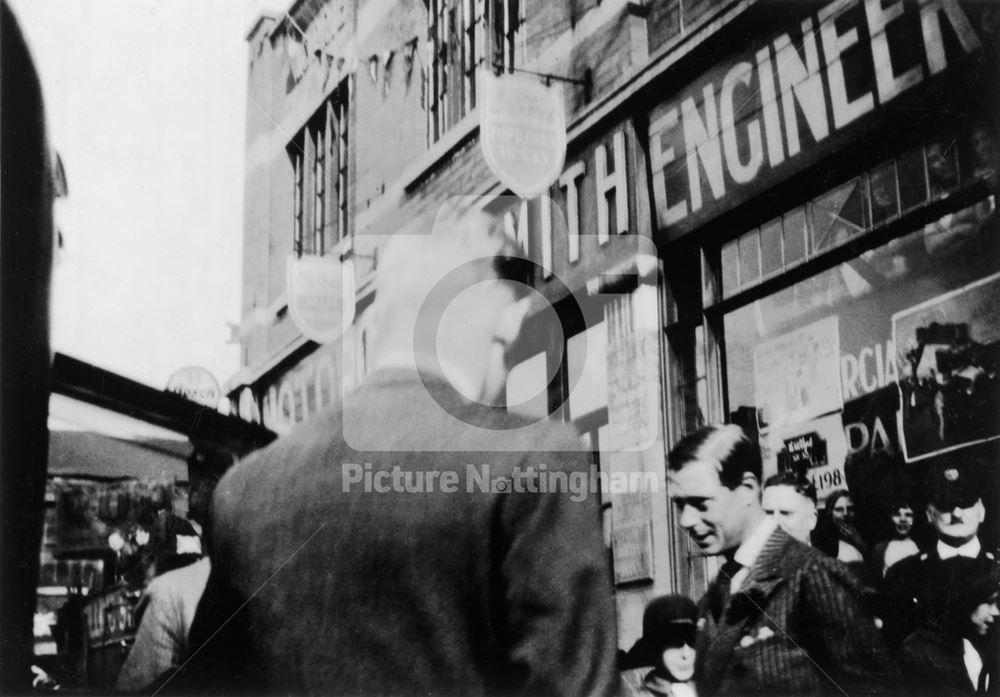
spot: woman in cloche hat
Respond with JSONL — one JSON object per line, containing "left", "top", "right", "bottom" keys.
{"left": 621, "top": 594, "right": 699, "bottom": 697}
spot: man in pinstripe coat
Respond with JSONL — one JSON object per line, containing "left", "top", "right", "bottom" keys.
{"left": 667, "top": 425, "right": 897, "bottom": 696}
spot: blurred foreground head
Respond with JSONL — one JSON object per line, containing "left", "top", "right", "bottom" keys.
{"left": 371, "top": 203, "right": 531, "bottom": 404}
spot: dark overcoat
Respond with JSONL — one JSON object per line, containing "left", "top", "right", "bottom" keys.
{"left": 173, "top": 369, "right": 618, "bottom": 696}
{"left": 695, "top": 526, "right": 897, "bottom": 696}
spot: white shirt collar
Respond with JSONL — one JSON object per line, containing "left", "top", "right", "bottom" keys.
{"left": 373, "top": 352, "right": 481, "bottom": 402}
{"left": 733, "top": 517, "right": 778, "bottom": 574}
{"left": 963, "top": 638, "right": 984, "bottom": 690}
{"left": 938, "top": 537, "right": 981, "bottom": 560}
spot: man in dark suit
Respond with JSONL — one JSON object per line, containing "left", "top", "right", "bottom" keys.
{"left": 172, "top": 206, "right": 618, "bottom": 695}
{"left": 667, "top": 425, "right": 895, "bottom": 696}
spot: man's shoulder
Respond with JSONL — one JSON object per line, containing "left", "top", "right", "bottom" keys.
{"left": 884, "top": 548, "right": 928, "bottom": 579}
{"left": 144, "top": 558, "right": 211, "bottom": 601}
{"left": 787, "top": 538, "right": 860, "bottom": 586}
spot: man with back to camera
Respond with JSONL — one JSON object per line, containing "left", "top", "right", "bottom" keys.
{"left": 879, "top": 458, "right": 999, "bottom": 651}
{"left": 168, "top": 204, "right": 619, "bottom": 696}
{"left": 667, "top": 424, "right": 896, "bottom": 696}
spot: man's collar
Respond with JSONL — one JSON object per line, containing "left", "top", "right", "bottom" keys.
{"left": 373, "top": 352, "right": 481, "bottom": 401}
{"left": 938, "top": 537, "right": 981, "bottom": 560}
{"left": 733, "top": 516, "right": 778, "bottom": 570}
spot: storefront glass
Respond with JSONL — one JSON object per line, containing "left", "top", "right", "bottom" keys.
{"left": 720, "top": 124, "right": 998, "bottom": 542}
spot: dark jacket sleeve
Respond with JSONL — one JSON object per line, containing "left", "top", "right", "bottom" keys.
{"left": 497, "top": 449, "right": 618, "bottom": 697}
{"left": 896, "top": 632, "right": 969, "bottom": 697}
{"left": 799, "top": 555, "right": 900, "bottom": 696}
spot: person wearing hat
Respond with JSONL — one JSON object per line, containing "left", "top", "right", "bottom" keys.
{"left": 879, "top": 459, "right": 999, "bottom": 650}
{"left": 621, "top": 595, "right": 699, "bottom": 697}
{"left": 897, "top": 559, "right": 1000, "bottom": 696}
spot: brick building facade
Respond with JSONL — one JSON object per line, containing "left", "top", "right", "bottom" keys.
{"left": 229, "top": 0, "right": 1000, "bottom": 648}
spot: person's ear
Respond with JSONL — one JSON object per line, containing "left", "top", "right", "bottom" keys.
{"left": 973, "top": 499, "right": 985, "bottom": 523}
{"left": 926, "top": 504, "right": 936, "bottom": 523}
{"left": 740, "top": 472, "right": 760, "bottom": 498}
{"left": 807, "top": 507, "right": 818, "bottom": 532}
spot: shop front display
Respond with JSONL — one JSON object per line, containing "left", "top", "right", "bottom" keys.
{"left": 721, "top": 126, "right": 998, "bottom": 544}
{"left": 654, "top": 0, "right": 998, "bottom": 597}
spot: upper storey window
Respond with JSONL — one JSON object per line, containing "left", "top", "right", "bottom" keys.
{"left": 289, "top": 81, "right": 349, "bottom": 256}
{"left": 425, "top": 0, "right": 523, "bottom": 144}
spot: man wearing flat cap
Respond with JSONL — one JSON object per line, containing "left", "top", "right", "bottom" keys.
{"left": 879, "top": 459, "right": 999, "bottom": 650}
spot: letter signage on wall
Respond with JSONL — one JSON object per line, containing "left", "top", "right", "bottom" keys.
{"left": 647, "top": 0, "right": 984, "bottom": 241}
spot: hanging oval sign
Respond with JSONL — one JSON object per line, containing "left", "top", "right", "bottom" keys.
{"left": 287, "top": 254, "right": 355, "bottom": 344}
{"left": 478, "top": 69, "right": 567, "bottom": 199}
{"left": 166, "top": 366, "right": 221, "bottom": 409}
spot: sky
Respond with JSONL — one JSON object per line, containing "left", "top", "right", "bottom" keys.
{"left": 9, "top": 0, "right": 288, "bottom": 392}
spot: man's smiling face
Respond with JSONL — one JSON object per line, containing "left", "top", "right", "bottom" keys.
{"left": 668, "top": 459, "right": 751, "bottom": 555}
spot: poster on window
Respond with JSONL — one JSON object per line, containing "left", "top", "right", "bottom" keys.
{"left": 893, "top": 272, "right": 1000, "bottom": 462}
{"left": 753, "top": 316, "right": 843, "bottom": 432}
{"left": 759, "top": 413, "right": 848, "bottom": 504}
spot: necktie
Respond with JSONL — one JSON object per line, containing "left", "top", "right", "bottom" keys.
{"left": 712, "top": 559, "right": 743, "bottom": 622}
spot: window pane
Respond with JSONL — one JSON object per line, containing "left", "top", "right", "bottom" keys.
{"left": 966, "top": 122, "right": 998, "bottom": 185}
{"left": 739, "top": 229, "right": 761, "bottom": 289}
{"left": 869, "top": 161, "right": 899, "bottom": 225}
{"left": 721, "top": 239, "right": 739, "bottom": 298}
{"left": 760, "top": 218, "right": 783, "bottom": 278}
{"left": 897, "top": 146, "right": 926, "bottom": 212}
{"left": 724, "top": 195, "right": 997, "bottom": 490}
{"left": 811, "top": 178, "right": 868, "bottom": 254}
{"left": 926, "top": 136, "right": 960, "bottom": 198}
{"left": 567, "top": 322, "right": 608, "bottom": 418}
{"left": 782, "top": 207, "right": 808, "bottom": 267}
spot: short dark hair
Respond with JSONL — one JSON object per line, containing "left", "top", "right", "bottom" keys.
{"left": 764, "top": 471, "right": 817, "bottom": 504}
{"left": 667, "top": 424, "right": 762, "bottom": 490}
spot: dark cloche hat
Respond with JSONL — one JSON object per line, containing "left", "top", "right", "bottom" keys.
{"left": 641, "top": 595, "right": 698, "bottom": 648}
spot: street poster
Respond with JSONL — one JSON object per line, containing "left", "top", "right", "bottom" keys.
{"left": 893, "top": 271, "right": 1000, "bottom": 461}
{"left": 754, "top": 315, "right": 843, "bottom": 432}
{"left": 760, "top": 413, "right": 849, "bottom": 505}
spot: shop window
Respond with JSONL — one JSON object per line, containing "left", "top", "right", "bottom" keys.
{"left": 288, "top": 82, "right": 349, "bottom": 256}
{"left": 720, "top": 239, "right": 739, "bottom": 300}
{"left": 720, "top": 130, "right": 990, "bottom": 300}
{"left": 782, "top": 207, "right": 808, "bottom": 267}
{"left": 425, "top": 0, "right": 522, "bottom": 145}
{"left": 811, "top": 177, "right": 869, "bottom": 254}
{"left": 722, "top": 188, "right": 997, "bottom": 493}
{"left": 722, "top": 206, "right": 810, "bottom": 297}
{"left": 869, "top": 161, "right": 900, "bottom": 226}
{"left": 925, "top": 136, "right": 961, "bottom": 198}
{"left": 759, "top": 218, "right": 783, "bottom": 279}
{"left": 738, "top": 229, "right": 761, "bottom": 289}
{"left": 897, "top": 146, "right": 926, "bottom": 213}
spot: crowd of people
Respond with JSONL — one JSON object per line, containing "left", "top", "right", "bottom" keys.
{"left": 107, "top": 206, "right": 997, "bottom": 696}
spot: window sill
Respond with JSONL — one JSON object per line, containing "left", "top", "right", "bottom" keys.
{"left": 400, "top": 109, "right": 481, "bottom": 193}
